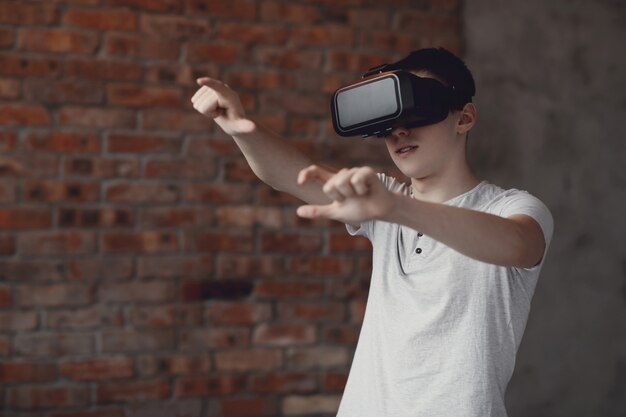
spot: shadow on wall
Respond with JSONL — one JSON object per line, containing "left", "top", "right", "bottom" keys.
{"left": 464, "top": 1, "right": 626, "bottom": 417}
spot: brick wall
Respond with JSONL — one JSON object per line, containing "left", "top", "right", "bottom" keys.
{"left": 0, "top": 1, "right": 461, "bottom": 416}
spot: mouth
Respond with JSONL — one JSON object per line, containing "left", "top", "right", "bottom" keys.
{"left": 395, "top": 145, "right": 418, "bottom": 155}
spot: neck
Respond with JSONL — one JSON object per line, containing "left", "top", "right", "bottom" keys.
{"left": 410, "top": 161, "right": 480, "bottom": 203}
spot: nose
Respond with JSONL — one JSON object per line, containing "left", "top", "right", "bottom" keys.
{"left": 389, "top": 126, "right": 410, "bottom": 138}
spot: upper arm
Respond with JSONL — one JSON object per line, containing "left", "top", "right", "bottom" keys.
{"left": 507, "top": 214, "right": 547, "bottom": 268}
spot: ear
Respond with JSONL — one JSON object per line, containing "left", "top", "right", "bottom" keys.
{"left": 457, "top": 103, "right": 476, "bottom": 136}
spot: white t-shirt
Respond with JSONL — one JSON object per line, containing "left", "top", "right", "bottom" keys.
{"left": 339, "top": 174, "right": 554, "bottom": 417}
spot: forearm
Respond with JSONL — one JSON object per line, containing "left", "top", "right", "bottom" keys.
{"left": 231, "top": 121, "right": 331, "bottom": 204}
{"left": 383, "top": 193, "right": 542, "bottom": 268}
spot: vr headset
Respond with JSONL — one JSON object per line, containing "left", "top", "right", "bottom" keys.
{"left": 331, "top": 64, "right": 471, "bottom": 138}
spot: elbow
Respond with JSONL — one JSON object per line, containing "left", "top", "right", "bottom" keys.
{"left": 509, "top": 224, "right": 545, "bottom": 269}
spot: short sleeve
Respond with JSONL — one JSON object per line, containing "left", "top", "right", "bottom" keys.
{"left": 495, "top": 190, "right": 555, "bottom": 264}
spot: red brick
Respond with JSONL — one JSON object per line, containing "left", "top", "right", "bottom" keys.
{"left": 358, "top": 31, "right": 417, "bottom": 52}
{"left": 140, "top": 207, "right": 213, "bottom": 228}
{"left": 0, "top": 2, "right": 58, "bottom": 25}
{"left": 63, "top": 8, "right": 137, "bottom": 31}
{"left": 260, "top": 2, "right": 321, "bottom": 23}
{"left": 185, "top": 230, "right": 253, "bottom": 253}
{"left": 109, "top": 0, "right": 184, "bottom": 12}
{"left": 259, "top": 91, "right": 327, "bottom": 116}
{"left": 175, "top": 375, "right": 247, "bottom": 397}
{"left": 187, "top": 0, "right": 257, "bottom": 19}
{"left": 0, "top": 311, "right": 38, "bottom": 331}
{"left": 0, "top": 181, "right": 17, "bottom": 202}
{"left": 58, "top": 207, "right": 134, "bottom": 228}
{"left": 253, "top": 323, "right": 316, "bottom": 346}
{"left": 24, "top": 79, "right": 104, "bottom": 104}
{"left": 285, "top": 346, "right": 349, "bottom": 369}
{"left": 282, "top": 394, "right": 342, "bottom": 415}
{"left": 350, "top": 298, "right": 367, "bottom": 323}
{"left": 0, "top": 77, "right": 20, "bottom": 99}
{"left": 0, "top": 28, "right": 15, "bottom": 48}
{"left": 0, "top": 154, "right": 59, "bottom": 177}
{"left": 321, "top": 324, "right": 359, "bottom": 345}
{"left": 137, "top": 255, "right": 213, "bottom": 279}
{"left": 19, "top": 29, "right": 99, "bottom": 54}
{"left": 65, "top": 157, "right": 140, "bottom": 178}
{"left": 205, "top": 301, "right": 272, "bottom": 325}
{"left": 0, "top": 285, "right": 11, "bottom": 307}
{"left": 23, "top": 181, "right": 99, "bottom": 203}
{"left": 8, "top": 385, "right": 89, "bottom": 409}
{"left": 138, "top": 353, "right": 211, "bottom": 376}
{"left": 0, "top": 361, "right": 57, "bottom": 383}
{"left": 224, "top": 158, "right": 257, "bottom": 182}
{"left": 99, "top": 281, "right": 177, "bottom": 303}
{"left": 65, "top": 59, "right": 143, "bottom": 81}
{"left": 0, "top": 336, "right": 10, "bottom": 356}
{"left": 105, "top": 33, "right": 181, "bottom": 60}
{"left": 186, "top": 42, "right": 244, "bottom": 64}
{"left": 256, "top": 47, "right": 323, "bottom": 69}
{"left": 277, "top": 302, "right": 345, "bottom": 322}
{"left": 215, "top": 206, "right": 282, "bottom": 228}
{"left": 25, "top": 131, "right": 100, "bottom": 153}
{"left": 0, "top": 130, "right": 17, "bottom": 151}
{"left": 0, "top": 234, "right": 16, "bottom": 255}
{"left": 215, "top": 349, "right": 282, "bottom": 372}
{"left": 15, "top": 284, "right": 93, "bottom": 307}
{"left": 290, "top": 25, "right": 355, "bottom": 47}
{"left": 261, "top": 231, "right": 323, "bottom": 253}
{"left": 179, "top": 327, "right": 250, "bottom": 350}
{"left": 105, "top": 183, "right": 180, "bottom": 203}
{"left": 0, "top": 208, "right": 52, "bottom": 229}
{"left": 107, "top": 84, "right": 181, "bottom": 107}
{"left": 97, "top": 379, "right": 170, "bottom": 403}
{"left": 66, "top": 257, "right": 134, "bottom": 281}
{"left": 323, "top": 372, "right": 348, "bottom": 391}
{"left": 59, "top": 357, "right": 134, "bottom": 381}
{"left": 139, "top": 15, "right": 210, "bottom": 40}
{"left": 327, "top": 50, "right": 392, "bottom": 72}
{"left": 141, "top": 109, "right": 209, "bottom": 131}
{"left": 221, "top": 396, "right": 278, "bottom": 417}
{"left": 0, "top": 104, "right": 50, "bottom": 126}
{"left": 46, "top": 306, "right": 124, "bottom": 329}
{"left": 0, "top": 54, "right": 63, "bottom": 77}
{"left": 49, "top": 409, "right": 125, "bottom": 417}
{"left": 145, "top": 64, "right": 203, "bottom": 85}
{"left": 107, "top": 133, "right": 181, "bottom": 153}
{"left": 13, "top": 333, "right": 94, "bottom": 357}
{"left": 287, "top": 256, "right": 354, "bottom": 277}
{"left": 144, "top": 158, "right": 217, "bottom": 179}
{"left": 101, "top": 231, "right": 178, "bottom": 254}
{"left": 224, "top": 70, "right": 296, "bottom": 91}
{"left": 327, "top": 277, "right": 370, "bottom": 300}
{"left": 347, "top": 9, "right": 389, "bottom": 27}
{"left": 216, "top": 255, "right": 284, "bottom": 279}
{"left": 129, "top": 305, "right": 183, "bottom": 328}
{"left": 329, "top": 232, "right": 371, "bottom": 252}
{"left": 251, "top": 372, "right": 317, "bottom": 394}
{"left": 215, "top": 23, "right": 289, "bottom": 45}
{"left": 184, "top": 183, "right": 253, "bottom": 204}
{"left": 101, "top": 329, "right": 175, "bottom": 353}
{"left": 18, "top": 231, "right": 96, "bottom": 255}
{"left": 59, "top": 106, "right": 135, "bottom": 129}
{"left": 255, "top": 279, "right": 325, "bottom": 299}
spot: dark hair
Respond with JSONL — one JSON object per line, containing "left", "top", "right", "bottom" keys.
{"left": 387, "top": 47, "right": 475, "bottom": 110}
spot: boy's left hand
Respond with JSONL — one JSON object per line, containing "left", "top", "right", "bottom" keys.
{"left": 296, "top": 165, "right": 395, "bottom": 225}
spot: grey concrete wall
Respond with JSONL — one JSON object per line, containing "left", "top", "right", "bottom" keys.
{"left": 463, "top": 1, "right": 626, "bottom": 416}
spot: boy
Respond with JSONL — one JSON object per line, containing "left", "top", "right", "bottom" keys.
{"left": 191, "top": 48, "right": 553, "bottom": 417}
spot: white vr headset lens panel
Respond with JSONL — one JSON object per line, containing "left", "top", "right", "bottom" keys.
{"left": 331, "top": 70, "right": 455, "bottom": 138}
{"left": 335, "top": 75, "right": 402, "bottom": 132}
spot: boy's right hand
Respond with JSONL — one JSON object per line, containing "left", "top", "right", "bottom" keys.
{"left": 191, "top": 77, "right": 255, "bottom": 136}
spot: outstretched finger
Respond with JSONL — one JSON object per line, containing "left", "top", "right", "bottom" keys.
{"left": 296, "top": 203, "right": 334, "bottom": 219}
{"left": 297, "top": 165, "right": 334, "bottom": 186}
